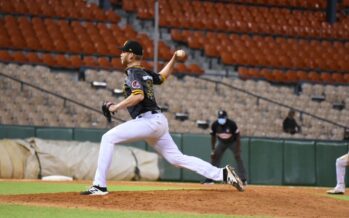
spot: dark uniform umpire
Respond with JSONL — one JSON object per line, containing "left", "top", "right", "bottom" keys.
{"left": 203, "top": 110, "right": 247, "bottom": 185}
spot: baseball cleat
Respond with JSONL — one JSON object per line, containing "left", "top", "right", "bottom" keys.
{"left": 327, "top": 188, "right": 344, "bottom": 195}
{"left": 80, "top": 185, "right": 108, "bottom": 196}
{"left": 224, "top": 165, "right": 244, "bottom": 192}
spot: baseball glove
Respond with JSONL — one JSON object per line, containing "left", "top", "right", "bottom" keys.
{"left": 102, "top": 101, "right": 114, "bottom": 122}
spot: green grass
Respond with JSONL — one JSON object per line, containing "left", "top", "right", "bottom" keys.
{"left": 327, "top": 194, "right": 349, "bottom": 201}
{"left": 0, "top": 204, "right": 253, "bottom": 218}
{"left": 0, "top": 181, "right": 185, "bottom": 195}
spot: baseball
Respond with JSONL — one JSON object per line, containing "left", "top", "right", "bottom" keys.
{"left": 175, "top": 50, "right": 187, "bottom": 61}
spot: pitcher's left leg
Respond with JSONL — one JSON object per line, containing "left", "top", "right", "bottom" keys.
{"left": 148, "top": 132, "right": 223, "bottom": 181}
{"left": 94, "top": 118, "right": 158, "bottom": 187}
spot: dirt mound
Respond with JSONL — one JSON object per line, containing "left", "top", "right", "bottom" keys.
{"left": 0, "top": 182, "right": 348, "bottom": 217}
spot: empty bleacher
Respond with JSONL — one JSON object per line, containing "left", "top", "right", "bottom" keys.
{"left": 0, "top": 0, "right": 348, "bottom": 141}
{"left": 124, "top": 0, "right": 349, "bottom": 83}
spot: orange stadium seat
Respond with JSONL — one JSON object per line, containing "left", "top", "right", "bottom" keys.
{"left": 308, "top": 71, "right": 322, "bottom": 83}
{"left": 0, "top": 34, "right": 11, "bottom": 48}
{"left": 69, "top": 55, "right": 83, "bottom": 69}
{"left": 285, "top": 71, "right": 299, "bottom": 83}
{"left": 12, "top": 52, "right": 28, "bottom": 63}
{"left": 187, "top": 35, "right": 202, "bottom": 50}
{"left": 105, "top": 10, "right": 120, "bottom": 23}
{"left": 174, "top": 63, "right": 189, "bottom": 74}
{"left": 107, "top": 44, "right": 121, "bottom": 56}
{"left": 272, "top": 70, "right": 288, "bottom": 83}
{"left": 53, "top": 40, "right": 69, "bottom": 52}
{"left": 123, "top": 0, "right": 136, "bottom": 12}
{"left": 140, "top": 60, "right": 151, "bottom": 70}
{"left": 39, "top": 38, "right": 55, "bottom": 51}
{"left": 26, "top": 52, "right": 42, "bottom": 64}
{"left": 81, "top": 42, "right": 96, "bottom": 55}
{"left": 331, "top": 73, "right": 345, "bottom": 84}
{"left": 83, "top": 56, "right": 98, "bottom": 67}
{"left": 204, "top": 44, "right": 220, "bottom": 58}
{"left": 26, "top": 37, "right": 41, "bottom": 50}
{"left": 188, "top": 64, "right": 204, "bottom": 75}
{"left": 55, "top": 54, "right": 71, "bottom": 68}
{"left": 260, "top": 68, "right": 275, "bottom": 81}
{"left": 320, "top": 72, "right": 333, "bottom": 83}
{"left": 344, "top": 74, "right": 349, "bottom": 83}
{"left": 238, "top": 67, "right": 255, "bottom": 79}
{"left": 42, "top": 53, "right": 57, "bottom": 67}
{"left": 0, "top": 50, "right": 13, "bottom": 62}
{"left": 98, "top": 57, "right": 112, "bottom": 69}
{"left": 170, "top": 29, "right": 185, "bottom": 43}
{"left": 68, "top": 41, "right": 82, "bottom": 54}
{"left": 123, "top": 25, "right": 138, "bottom": 39}
{"left": 158, "top": 41, "right": 173, "bottom": 61}
{"left": 111, "top": 57, "right": 123, "bottom": 70}
{"left": 95, "top": 42, "right": 109, "bottom": 56}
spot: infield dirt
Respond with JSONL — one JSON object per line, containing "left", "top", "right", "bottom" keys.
{"left": 0, "top": 181, "right": 348, "bottom": 217}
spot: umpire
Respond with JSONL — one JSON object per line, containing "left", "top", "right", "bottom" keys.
{"left": 203, "top": 110, "right": 247, "bottom": 185}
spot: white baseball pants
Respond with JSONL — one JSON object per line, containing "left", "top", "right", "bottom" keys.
{"left": 335, "top": 153, "right": 349, "bottom": 191}
{"left": 93, "top": 112, "right": 223, "bottom": 187}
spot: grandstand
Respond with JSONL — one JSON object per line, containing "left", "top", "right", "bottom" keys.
{"left": 0, "top": 0, "right": 348, "bottom": 141}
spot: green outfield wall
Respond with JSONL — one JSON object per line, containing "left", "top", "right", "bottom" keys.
{"left": 0, "top": 124, "right": 348, "bottom": 186}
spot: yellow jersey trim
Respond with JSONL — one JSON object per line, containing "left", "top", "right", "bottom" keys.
{"left": 131, "top": 90, "right": 144, "bottom": 95}
{"left": 160, "top": 74, "right": 167, "bottom": 83}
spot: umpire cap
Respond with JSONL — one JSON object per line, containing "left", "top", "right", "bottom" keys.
{"left": 119, "top": 40, "right": 143, "bottom": 56}
{"left": 218, "top": 110, "right": 227, "bottom": 118}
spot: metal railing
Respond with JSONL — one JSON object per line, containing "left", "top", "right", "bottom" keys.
{"left": 197, "top": 75, "right": 348, "bottom": 130}
{"left": 0, "top": 71, "right": 126, "bottom": 123}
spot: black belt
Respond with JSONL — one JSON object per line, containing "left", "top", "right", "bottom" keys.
{"left": 137, "top": 110, "right": 160, "bottom": 118}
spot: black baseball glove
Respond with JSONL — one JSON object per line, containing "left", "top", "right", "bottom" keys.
{"left": 102, "top": 101, "right": 115, "bottom": 123}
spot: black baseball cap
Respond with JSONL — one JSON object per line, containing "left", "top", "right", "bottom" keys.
{"left": 218, "top": 110, "right": 227, "bottom": 118}
{"left": 119, "top": 40, "right": 143, "bottom": 56}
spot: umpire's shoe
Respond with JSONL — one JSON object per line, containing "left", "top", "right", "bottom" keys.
{"left": 80, "top": 185, "right": 108, "bottom": 196}
{"left": 223, "top": 165, "right": 244, "bottom": 192}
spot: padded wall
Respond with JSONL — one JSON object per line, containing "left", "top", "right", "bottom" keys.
{"left": 316, "top": 141, "right": 349, "bottom": 187}
{"left": 249, "top": 138, "right": 283, "bottom": 185}
{"left": 73, "top": 128, "right": 108, "bottom": 142}
{"left": 36, "top": 128, "right": 73, "bottom": 140}
{"left": 284, "top": 140, "right": 316, "bottom": 185}
{"left": 182, "top": 134, "right": 211, "bottom": 182}
{"left": 0, "top": 125, "right": 35, "bottom": 139}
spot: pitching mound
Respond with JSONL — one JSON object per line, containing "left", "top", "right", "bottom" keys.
{"left": 0, "top": 182, "right": 348, "bottom": 217}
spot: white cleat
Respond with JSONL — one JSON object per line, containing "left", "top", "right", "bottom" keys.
{"left": 327, "top": 188, "right": 345, "bottom": 195}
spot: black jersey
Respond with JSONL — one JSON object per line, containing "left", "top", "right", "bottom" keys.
{"left": 123, "top": 67, "right": 164, "bottom": 119}
{"left": 211, "top": 119, "right": 240, "bottom": 143}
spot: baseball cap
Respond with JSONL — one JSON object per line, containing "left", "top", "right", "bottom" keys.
{"left": 217, "top": 110, "right": 227, "bottom": 118}
{"left": 119, "top": 40, "right": 143, "bottom": 56}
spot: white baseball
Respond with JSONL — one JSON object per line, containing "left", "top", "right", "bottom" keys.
{"left": 176, "top": 50, "right": 186, "bottom": 58}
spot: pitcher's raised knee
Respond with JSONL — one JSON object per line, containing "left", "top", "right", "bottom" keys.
{"left": 101, "top": 132, "right": 115, "bottom": 145}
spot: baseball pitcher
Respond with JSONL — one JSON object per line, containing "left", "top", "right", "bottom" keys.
{"left": 80, "top": 40, "right": 244, "bottom": 195}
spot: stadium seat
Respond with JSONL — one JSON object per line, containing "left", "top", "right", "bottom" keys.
{"left": 26, "top": 52, "right": 42, "bottom": 64}
{"left": 0, "top": 50, "right": 13, "bottom": 62}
